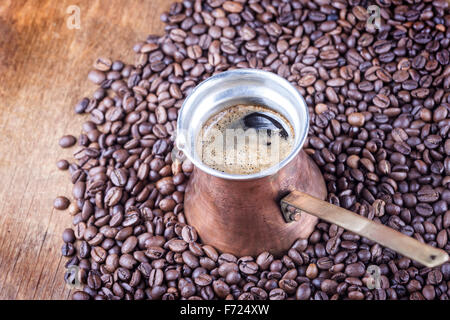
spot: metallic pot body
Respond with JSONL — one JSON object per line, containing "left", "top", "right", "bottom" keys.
{"left": 185, "top": 150, "right": 326, "bottom": 256}
{"left": 177, "top": 69, "right": 327, "bottom": 256}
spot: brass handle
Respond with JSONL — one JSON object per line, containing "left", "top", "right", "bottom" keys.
{"left": 281, "top": 191, "right": 449, "bottom": 268}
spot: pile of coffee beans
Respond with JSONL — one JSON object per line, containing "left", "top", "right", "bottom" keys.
{"left": 57, "top": 0, "right": 450, "bottom": 300}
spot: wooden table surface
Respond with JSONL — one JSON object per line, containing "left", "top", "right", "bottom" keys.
{"left": 0, "top": 0, "right": 171, "bottom": 300}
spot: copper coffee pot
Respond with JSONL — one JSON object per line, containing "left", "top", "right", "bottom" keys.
{"left": 176, "top": 69, "right": 449, "bottom": 268}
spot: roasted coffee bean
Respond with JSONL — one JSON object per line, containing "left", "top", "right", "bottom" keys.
{"left": 88, "top": 70, "right": 106, "bottom": 84}
{"left": 348, "top": 290, "right": 364, "bottom": 300}
{"left": 54, "top": 196, "right": 70, "bottom": 210}
{"left": 239, "top": 261, "right": 258, "bottom": 275}
{"left": 57, "top": 159, "right": 70, "bottom": 170}
{"left": 61, "top": 243, "right": 75, "bottom": 257}
{"left": 212, "top": 280, "right": 230, "bottom": 299}
{"left": 195, "top": 273, "right": 213, "bottom": 287}
{"left": 72, "top": 181, "right": 86, "bottom": 200}
{"left": 296, "top": 283, "right": 311, "bottom": 300}
{"left": 87, "top": 272, "right": 102, "bottom": 290}
{"left": 110, "top": 168, "right": 128, "bottom": 187}
{"left": 93, "top": 57, "right": 112, "bottom": 72}
{"left": 91, "top": 247, "right": 107, "bottom": 263}
{"left": 167, "top": 239, "right": 188, "bottom": 253}
{"left": 62, "top": 228, "right": 75, "bottom": 243}
{"left": 72, "top": 291, "right": 90, "bottom": 300}
{"left": 59, "top": 135, "right": 77, "bottom": 148}
{"left": 306, "top": 263, "right": 318, "bottom": 279}
{"left": 104, "top": 187, "right": 123, "bottom": 207}
{"left": 145, "top": 246, "right": 166, "bottom": 260}
{"left": 348, "top": 113, "right": 365, "bottom": 127}
{"left": 321, "top": 279, "right": 338, "bottom": 295}
{"left": 345, "top": 263, "right": 365, "bottom": 277}
{"left": 121, "top": 236, "right": 138, "bottom": 254}
{"left": 279, "top": 278, "right": 297, "bottom": 294}
{"left": 181, "top": 225, "right": 198, "bottom": 243}
{"left": 218, "top": 262, "right": 239, "bottom": 277}
{"left": 83, "top": 226, "right": 97, "bottom": 242}
{"left": 269, "top": 288, "right": 286, "bottom": 300}
{"left": 256, "top": 252, "right": 274, "bottom": 271}
{"left": 74, "top": 98, "right": 89, "bottom": 114}
{"left": 119, "top": 254, "right": 137, "bottom": 269}
{"left": 317, "top": 257, "right": 333, "bottom": 270}
{"left": 79, "top": 241, "right": 90, "bottom": 259}
{"left": 182, "top": 251, "right": 199, "bottom": 269}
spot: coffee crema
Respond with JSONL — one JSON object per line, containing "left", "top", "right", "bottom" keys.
{"left": 196, "top": 105, "right": 294, "bottom": 175}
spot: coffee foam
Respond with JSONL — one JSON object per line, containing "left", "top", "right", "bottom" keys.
{"left": 196, "top": 105, "right": 294, "bottom": 175}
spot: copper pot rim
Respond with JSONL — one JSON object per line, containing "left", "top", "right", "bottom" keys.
{"left": 176, "top": 68, "right": 310, "bottom": 181}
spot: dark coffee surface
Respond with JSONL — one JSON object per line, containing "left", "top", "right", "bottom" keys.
{"left": 196, "top": 105, "right": 294, "bottom": 175}
{"left": 58, "top": 0, "right": 450, "bottom": 301}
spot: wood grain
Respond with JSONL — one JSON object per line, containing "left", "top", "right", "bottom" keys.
{"left": 0, "top": 0, "right": 170, "bottom": 300}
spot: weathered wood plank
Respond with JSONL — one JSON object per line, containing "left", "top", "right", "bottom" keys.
{"left": 0, "top": 0, "right": 170, "bottom": 300}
